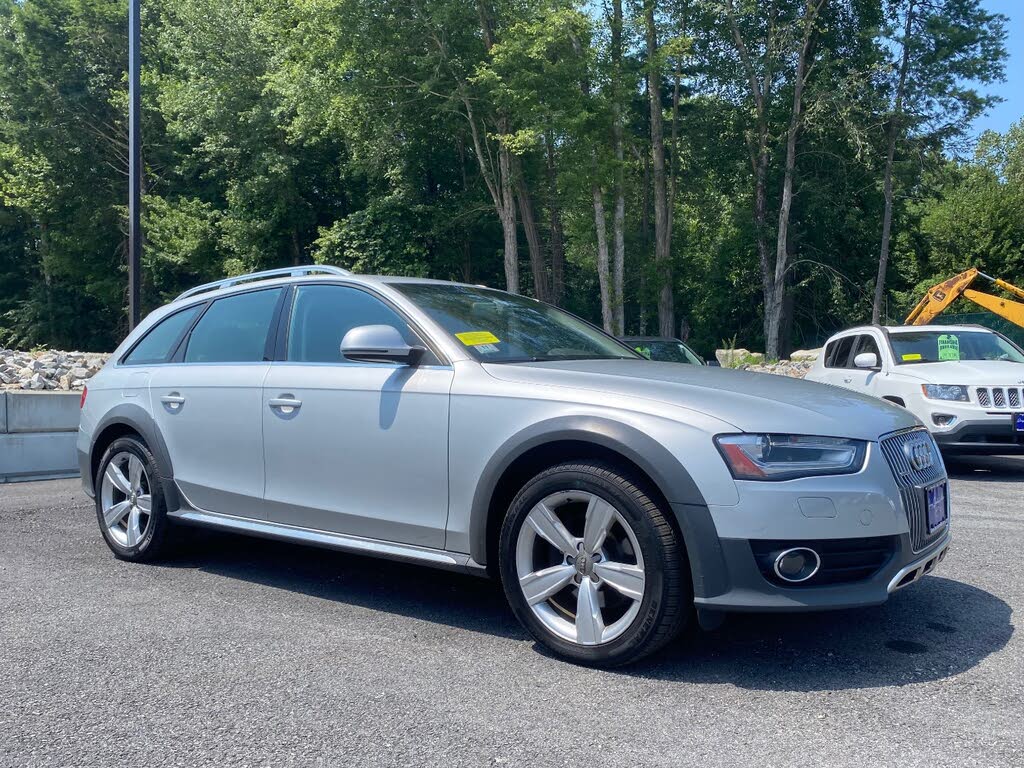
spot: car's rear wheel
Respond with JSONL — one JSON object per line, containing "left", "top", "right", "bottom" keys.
{"left": 95, "top": 436, "right": 171, "bottom": 562}
{"left": 499, "top": 461, "right": 691, "bottom": 666}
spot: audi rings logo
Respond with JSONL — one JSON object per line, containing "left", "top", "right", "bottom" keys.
{"left": 903, "top": 439, "right": 934, "bottom": 471}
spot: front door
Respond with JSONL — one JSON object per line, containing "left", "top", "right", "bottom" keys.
{"left": 149, "top": 287, "right": 283, "bottom": 519}
{"left": 261, "top": 284, "right": 452, "bottom": 548}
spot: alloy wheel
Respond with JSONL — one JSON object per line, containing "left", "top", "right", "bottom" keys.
{"left": 515, "top": 490, "right": 646, "bottom": 646}
{"left": 100, "top": 451, "right": 153, "bottom": 549}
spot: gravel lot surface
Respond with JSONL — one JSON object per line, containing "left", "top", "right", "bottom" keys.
{"left": 1, "top": 457, "right": 1022, "bottom": 767}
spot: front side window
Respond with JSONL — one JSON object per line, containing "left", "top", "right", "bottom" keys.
{"left": 890, "top": 330, "right": 1024, "bottom": 365}
{"left": 184, "top": 288, "right": 282, "bottom": 363}
{"left": 124, "top": 305, "right": 201, "bottom": 365}
{"left": 287, "top": 284, "right": 418, "bottom": 363}
{"left": 394, "top": 283, "right": 638, "bottom": 363}
{"left": 852, "top": 335, "right": 881, "bottom": 360}
{"left": 825, "top": 337, "right": 855, "bottom": 368}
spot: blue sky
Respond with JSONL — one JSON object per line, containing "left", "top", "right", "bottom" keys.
{"left": 975, "top": 0, "right": 1023, "bottom": 136}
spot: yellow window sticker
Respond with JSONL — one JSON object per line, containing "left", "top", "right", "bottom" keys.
{"left": 902, "top": 353, "right": 923, "bottom": 361}
{"left": 456, "top": 331, "right": 500, "bottom": 346}
{"left": 937, "top": 334, "right": 960, "bottom": 361}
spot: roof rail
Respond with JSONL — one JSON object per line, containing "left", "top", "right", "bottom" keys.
{"left": 175, "top": 265, "right": 352, "bottom": 301}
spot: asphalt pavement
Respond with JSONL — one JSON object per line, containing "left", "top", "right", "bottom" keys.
{"left": 1, "top": 457, "right": 1022, "bottom": 767}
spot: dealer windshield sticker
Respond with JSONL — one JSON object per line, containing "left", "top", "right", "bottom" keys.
{"left": 938, "top": 334, "right": 961, "bottom": 361}
{"left": 902, "top": 353, "right": 923, "bottom": 361}
{"left": 455, "top": 331, "right": 500, "bottom": 347}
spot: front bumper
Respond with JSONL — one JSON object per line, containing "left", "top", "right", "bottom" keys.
{"left": 691, "top": 530, "right": 950, "bottom": 612}
{"left": 931, "top": 418, "right": 1024, "bottom": 454}
{"left": 675, "top": 432, "right": 951, "bottom": 613}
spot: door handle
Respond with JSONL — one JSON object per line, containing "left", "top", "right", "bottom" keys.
{"left": 843, "top": 377, "right": 853, "bottom": 384}
{"left": 269, "top": 397, "right": 302, "bottom": 411}
{"left": 160, "top": 393, "right": 186, "bottom": 409}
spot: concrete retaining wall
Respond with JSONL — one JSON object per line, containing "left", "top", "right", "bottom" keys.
{"left": 0, "top": 391, "right": 80, "bottom": 483}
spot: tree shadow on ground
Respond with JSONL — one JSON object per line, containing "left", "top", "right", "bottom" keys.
{"left": 160, "top": 528, "right": 1012, "bottom": 693}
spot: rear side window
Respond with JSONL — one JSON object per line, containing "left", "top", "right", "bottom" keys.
{"left": 824, "top": 336, "right": 855, "bottom": 368}
{"left": 123, "top": 305, "right": 202, "bottom": 365}
{"left": 184, "top": 289, "right": 282, "bottom": 363}
{"left": 287, "top": 284, "right": 418, "bottom": 363}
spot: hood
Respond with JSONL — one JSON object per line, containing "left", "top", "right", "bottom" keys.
{"left": 483, "top": 359, "right": 919, "bottom": 440}
{"left": 894, "top": 359, "right": 1024, "bottom": 384}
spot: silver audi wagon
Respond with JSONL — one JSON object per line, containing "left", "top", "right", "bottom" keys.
{"left": 79, "top": 266, "right": 951, "bottom": 666}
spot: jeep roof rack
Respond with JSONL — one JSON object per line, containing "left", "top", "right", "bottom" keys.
{"left": 175, "top": 265, "right": 352, "bottom": 301}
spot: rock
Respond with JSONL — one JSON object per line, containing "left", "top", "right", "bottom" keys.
{"left": 1, "top": 349, "right": 111, "bottom": 391}
{"left": 790, "top": 348, "right": 821, "bottom": 362}
{"left": 715, "top": 348, "right": 765, "bottom": 367}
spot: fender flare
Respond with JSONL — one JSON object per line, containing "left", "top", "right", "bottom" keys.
{"left": 467, "top": 415, "right": 708, "bottom": 566}
{"left": 89, "top": 403, "right": 180, "bottom": 511}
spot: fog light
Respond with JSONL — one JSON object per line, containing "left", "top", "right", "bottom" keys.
{"left": 773, "top": 547, "right": 821, "bottom": 583}
{"left": 932, "top": 414, "right": 957, "bottom": 428}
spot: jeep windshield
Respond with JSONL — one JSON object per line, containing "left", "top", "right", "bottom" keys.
{"left": 394, "top": 283, "right": 640, "bottom": 363}
{"left": 889, "top": 330, "right": 1024, "bottom": 365}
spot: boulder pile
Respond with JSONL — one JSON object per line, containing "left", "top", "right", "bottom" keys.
{"left": 0, "top": 349, "right": 110, "bottom": 391}
{"left": 713, "top": 347, "right": 821, "bottom": 379}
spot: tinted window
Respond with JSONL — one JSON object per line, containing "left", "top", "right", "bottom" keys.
{"left": 627, "top": 339, "right": 704, "bottom": 365}
{"left": 124, "top": 305, "right": 201, "bottom": 365}
{"left": 825, "top": 337, "right": 855, "bottom": 368}
{"left": 184, "top": 289, "right": 282, "bottom": 363}
{"left": 852, "top": 335, "right": 881, "bottom": 360}
{"left": 287, "top": 285, "right": 417, "bottom": 363}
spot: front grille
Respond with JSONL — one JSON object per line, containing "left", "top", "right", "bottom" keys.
{"left": 750, "top": 537, "right": 897, "bottom": 587}
{"left": 879, "top": 428, "right": 948, "bottom": 552}
{"left": 975, "top": 386, "right": 1023, "bottom": 410}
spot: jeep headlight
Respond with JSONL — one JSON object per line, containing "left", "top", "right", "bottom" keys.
{"left": 921, "top": 384, "right": 969, "bottom": 402}
{"left": 715, "top": 434, "right": 868, "bottom": 481}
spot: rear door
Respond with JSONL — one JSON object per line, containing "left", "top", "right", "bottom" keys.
{"left": 149, "top": 287, "right": 284, "bottom": 518}
{"left": 261, "top": 283, "right": 452, "bottom": 548}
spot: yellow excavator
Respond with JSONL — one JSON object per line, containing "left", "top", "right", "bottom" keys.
{"left": 905, "top": 268, "right": 1024, "bottom": 329}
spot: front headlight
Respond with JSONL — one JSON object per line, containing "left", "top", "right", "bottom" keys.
{"left": 921, "top": 384, "right": 969, "bottom": 402}
{"left": 715, "top": 434, "right": 868, "bottom": 481}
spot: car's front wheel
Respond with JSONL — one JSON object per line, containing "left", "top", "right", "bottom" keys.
{"left": 499, "top": 461, "right": 691, "bottom": 666}
{"left": 95, "top": 436, "right": 172, "bottom": 562}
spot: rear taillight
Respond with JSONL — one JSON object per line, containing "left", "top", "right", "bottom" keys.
{"left": 80, "top": 385, "right": 87, "bottom": 409}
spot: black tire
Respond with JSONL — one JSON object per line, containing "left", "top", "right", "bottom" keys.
{"left": 94, "top": 435, "right": 173, "bottom": 562}
{"left": 499, "top": 461, "right": 691, "bottom": 667}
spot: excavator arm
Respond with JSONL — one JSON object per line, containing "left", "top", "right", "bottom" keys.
{"left": 904, "top": 268, "right": 1024, "bottom": 330}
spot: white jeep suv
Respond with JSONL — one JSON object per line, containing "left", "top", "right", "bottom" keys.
{"left": 807, "top": 324, "right": 1024, "bottom": 454}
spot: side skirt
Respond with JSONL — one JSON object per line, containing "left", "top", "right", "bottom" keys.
{"left": 168, "top": 507, "right": 488, "bottom": 577}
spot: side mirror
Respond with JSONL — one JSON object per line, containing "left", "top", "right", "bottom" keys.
{"left": 853, "top": 352, "right": 879, "bottom": 370}
{"left": 341, "top": 325, "right": 424, "bottom": 366}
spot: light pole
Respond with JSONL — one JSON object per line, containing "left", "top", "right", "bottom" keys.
{"left": 127, "top": 0, "right": 142, "bottom": 330}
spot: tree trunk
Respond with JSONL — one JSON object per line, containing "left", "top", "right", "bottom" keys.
{"left": 499, "top": 142, "right": 519, "bottom": 295}
{"left": 872, "top": 0, "right": 915, "bottom": 324}
{"left": 545, "top": 132, "right": 566, "bottom": 306}
{"left": 644, "top": 0, "right": 673, "bottom": 337}
{"left": 767, "top": 0, "right": 824, "bottom": 360}
{"left": 592, "top": 182, "right": 613, "bottom": 331}
{"left": 611, "top": 0, "right": 626, "bottom": 335}
{"left": 512, "top": 154, "right": 549, "bottom": 302}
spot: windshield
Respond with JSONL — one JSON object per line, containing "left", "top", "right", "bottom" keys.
{"left": 394, "top": 283, "right": 639, "bottom": 363}
{"left": 628, "top": 339, "right": 704, "bottom": 365}
{"left": 890, "top": 330, "right": 1024, "bottom": 365}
